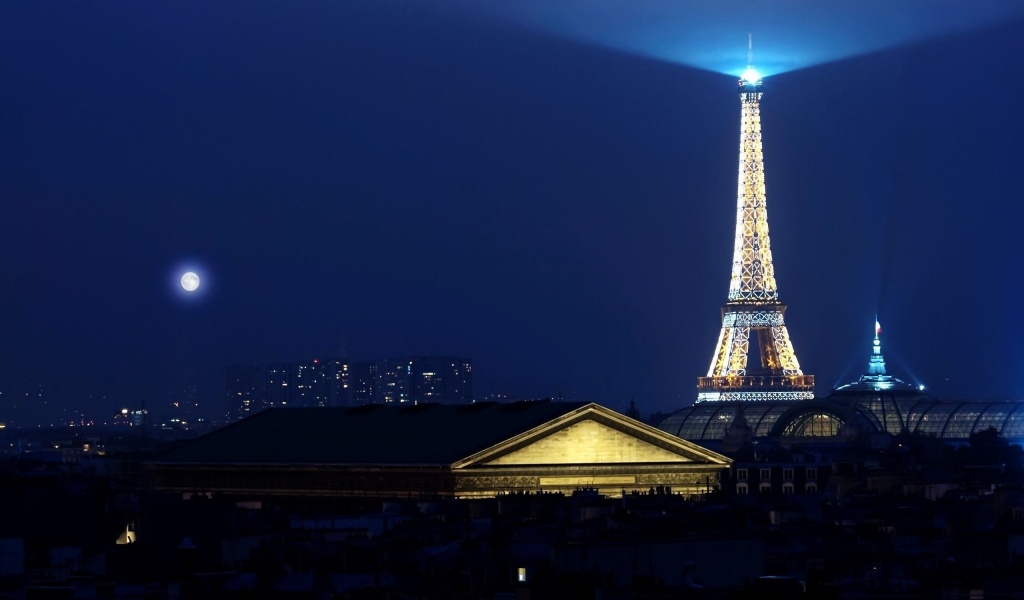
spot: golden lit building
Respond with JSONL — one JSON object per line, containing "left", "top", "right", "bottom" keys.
{"left": 146, "top": 401, "right": 731, "bottom": 499}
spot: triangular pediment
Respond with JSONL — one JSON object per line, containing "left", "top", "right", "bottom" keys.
{"left": 453, "top": 403, "right": 731, "bottom": 469}
{"left": 483, "top": 419, "right": 688, "bottom": 465}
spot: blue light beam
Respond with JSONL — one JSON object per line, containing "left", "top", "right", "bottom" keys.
{"left": 445, "top": 0, "right": 1024, "bottom": 77}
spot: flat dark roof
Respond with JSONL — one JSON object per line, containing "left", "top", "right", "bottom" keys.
{"left": 155, "top": 401, "right": 590, "bottom": 466}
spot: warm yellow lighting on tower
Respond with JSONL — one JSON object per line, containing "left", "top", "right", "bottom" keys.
{"left": 696, "top": 50, "right": 813, "bottom": 403}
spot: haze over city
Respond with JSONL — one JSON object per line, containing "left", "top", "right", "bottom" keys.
{"left": 2, "top": 1, "right": 1023, "bottom": 422}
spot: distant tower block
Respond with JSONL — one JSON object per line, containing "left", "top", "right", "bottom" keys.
{"left": 696, "top": 64, "right": 814, "bottom": 402}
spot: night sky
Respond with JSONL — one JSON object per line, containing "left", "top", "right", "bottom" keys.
{"left": 2, "top": 1, "right": 1023, "bottom": 422}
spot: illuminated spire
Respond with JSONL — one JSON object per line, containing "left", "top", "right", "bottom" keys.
{"left": 867, "top": 318, "right": 887, "bottom": 376}
{"left": 696, "top": 47, "right": 814, "bottom": 403}
{"left": 740, "top": 34, "right": 762, "bottom": 93}
{"left": 835, "top": 320, "right": 916, "bottom": 392}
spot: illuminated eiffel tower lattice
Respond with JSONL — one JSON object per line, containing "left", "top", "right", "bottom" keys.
{"left": 696, "top": 63, "right": 814, "bottom": 403}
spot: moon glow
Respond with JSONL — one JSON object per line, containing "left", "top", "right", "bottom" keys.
{"left": 180, "top": 272, "right": 200, "bottom": 292}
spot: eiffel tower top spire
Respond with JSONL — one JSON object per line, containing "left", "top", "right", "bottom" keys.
{"left": 731, "top": 61, "right": 773, "bottom": 302}
{"left": 696, "top": 53, "right": 814, "bottom": 403}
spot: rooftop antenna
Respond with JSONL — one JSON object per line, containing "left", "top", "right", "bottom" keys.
{"left": 747, "top": 33, "right": 753, "bottom": 67}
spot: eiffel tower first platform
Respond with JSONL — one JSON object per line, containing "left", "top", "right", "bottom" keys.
{"left": 696, "top": 64, "right": 814, "bottom": 403}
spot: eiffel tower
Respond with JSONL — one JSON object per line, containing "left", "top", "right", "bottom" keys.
{"left": 696, "top": 62, "right": 814, "bottom": 403}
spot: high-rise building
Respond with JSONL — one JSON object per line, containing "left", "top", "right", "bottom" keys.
{"left": 259, "top": 360, "right": 360, "bottom": 408}
{"left": 696, "top": 62, "right": 814, "bottom": 403}
{"left": 164, "top": 383, "right": 202, "bottom": 424}
{"left": 409, "top": 356, "right": 473, "bottom": 404}
{"left": 377, "top": 358, "right": 411, "bottom": 404}
{"left": 318, "top": 358, "right": 352, "bottom": 407}
{"left": 306, "top": 358, "right": 380, "bottom": 407}
{"left": 265, "top": 363, "right": 291, "bottom": 408}
{"left": 349, "top": 361, "right": 377, "bottom": 405}
{"left": 375, "top": 357, "right": 474, "bottom": 404}
{"left": 226, "top": 364, "right": 265, "bottom": 421}
{"left": 237, "top": 356, "right": 471, "bottom": 411}
{"left": 292, "top": 361, "right": 319, "bottom": 407}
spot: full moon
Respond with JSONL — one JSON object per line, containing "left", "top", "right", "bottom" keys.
{"left": 180, "top": 272, "right": 200, "bottom": 292}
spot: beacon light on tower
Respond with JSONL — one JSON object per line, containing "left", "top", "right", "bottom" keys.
{"left": 740, "top": 66, "right": 762, "bottom": 87}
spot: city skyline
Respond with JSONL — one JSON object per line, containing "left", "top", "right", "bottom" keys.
{"left": 2, "top": 2, "right": 1023, "bottom": 421}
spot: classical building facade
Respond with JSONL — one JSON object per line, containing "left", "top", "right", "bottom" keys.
{"left": 148, "top": 401, "right": 731, "bottom": 500}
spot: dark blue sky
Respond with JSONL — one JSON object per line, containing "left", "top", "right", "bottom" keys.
{"left": 2, "top": 2, "right": 1023, "bottom": 419}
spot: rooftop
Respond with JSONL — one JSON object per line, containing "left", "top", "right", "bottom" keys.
{"left": 155, "top": 401, "right": 591, "bottom": 466}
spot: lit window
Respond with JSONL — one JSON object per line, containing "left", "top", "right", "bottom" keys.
{"left": 518, "top": 567, "right": 527, "bottom": 583}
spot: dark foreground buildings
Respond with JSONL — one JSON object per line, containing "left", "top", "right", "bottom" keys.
{"left": 7, "top": 394, "right": 1024, "bottom": 599}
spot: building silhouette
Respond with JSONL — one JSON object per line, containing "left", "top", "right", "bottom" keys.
{"left": 396, "top": 356, "right": 473, "bottom": 404}
{"left": 264, "top": 363, "right": 291, "bottom": 409}
{"left": 226, "top": 356, "right": 473, "bottom": 420}
{"left": 225, "top": 364, "right": 264, "bottom": 421}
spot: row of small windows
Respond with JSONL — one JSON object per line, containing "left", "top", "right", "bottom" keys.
{"left": 735, "top": 467, "right": 816, "bottom": 481}
{"left": 736, "top": 482, "right": 818, "bottom": 494}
